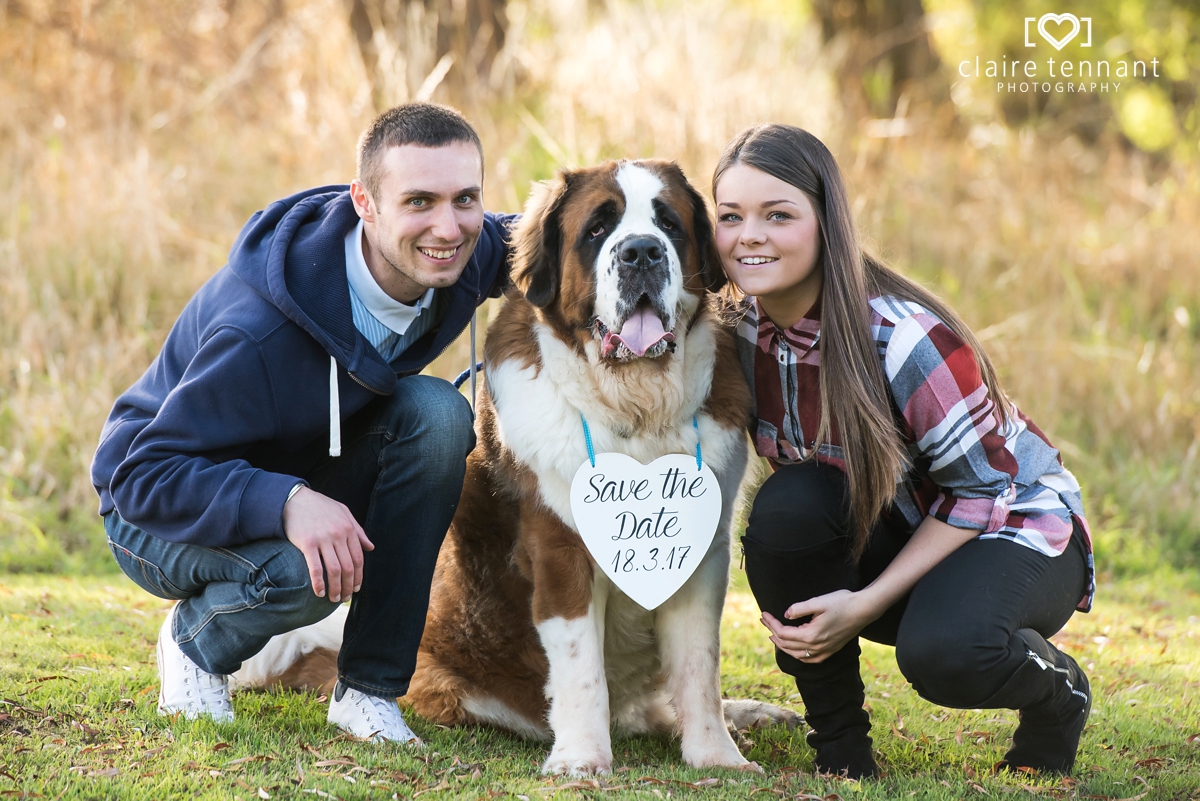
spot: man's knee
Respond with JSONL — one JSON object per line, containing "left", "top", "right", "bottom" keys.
{"left": 745, "top": 461, "right": 850, "bottom": 552}
{"left": 260, "top": 545, "right": 341, "bottom": 628}
{"left": 388, "top": 375, "right": 475, "bottom": 461}
{"left": 895, "top": 625, "right": 1007, "bottom": 708}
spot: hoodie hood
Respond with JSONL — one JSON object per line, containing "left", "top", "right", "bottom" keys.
{"left": 227, "top": 185, "right": 397, "bottom": 394}
{"left": 226, "top": 186, "right": 500, "bottom": 395}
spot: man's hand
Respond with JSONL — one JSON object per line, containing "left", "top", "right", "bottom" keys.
{"left": 282, "top": 487, "right": 375, "bottom": 603}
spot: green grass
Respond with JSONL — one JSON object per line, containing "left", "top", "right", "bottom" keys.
{"left": 2, "top": 573, "right": 1199, "bottom": 799}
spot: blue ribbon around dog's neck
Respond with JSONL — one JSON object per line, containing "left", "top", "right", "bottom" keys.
{"left": 579, "top": 413, "right": 703, "bottom": 471}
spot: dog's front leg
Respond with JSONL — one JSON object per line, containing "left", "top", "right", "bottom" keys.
{"left": 525, "top": 507, "right": 612, "bottom": 776}
{"left": 656, "top": 533, "right": 754, "bottom": 770}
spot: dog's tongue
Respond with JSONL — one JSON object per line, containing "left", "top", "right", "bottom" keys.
{"left": 607, "top": 307, "right": 674, "bottom": 357}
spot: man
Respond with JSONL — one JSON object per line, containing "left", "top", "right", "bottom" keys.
{"left": 91, "top": 102, "right": 515, "bottom": 742}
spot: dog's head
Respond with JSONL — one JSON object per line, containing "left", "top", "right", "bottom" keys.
{"left": 511, "top": 160, "right": 725, "bottom": 362}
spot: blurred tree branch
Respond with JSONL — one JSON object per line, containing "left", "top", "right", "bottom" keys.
{"left": 345, "top": 0, "right": 507, "bottom": 112}
{"left": 3, "top": 0, "right": 285, "bottom": 106}
{"left": 4, "top": 0, "right": 193, "bottom": 87}
{"left": 811, "top": 0, "right": 947, "bottom": 119}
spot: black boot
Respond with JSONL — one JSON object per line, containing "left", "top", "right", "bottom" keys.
{"left": 994, "top": 632, "right": 1091, "bottom": 775}
{"left": 743, "top": 533, "right": 880, "bottom": 779}
{"left": 808, "top": 725, "right": 879, "bottom": 779}
{"left": 789, "top": 659, "right": 878, "bottom": 780}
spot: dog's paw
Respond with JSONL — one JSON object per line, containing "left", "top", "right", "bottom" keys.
{"left": 542, "top": 744, "right": 612, "bottom": 777}
{"left": 721, "top": 699, "right": 803, "bottom": 732}
{"left": 682, "top": 729, "right": 755, "bottom": 770}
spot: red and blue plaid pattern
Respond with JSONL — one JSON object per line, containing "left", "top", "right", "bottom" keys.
{"left": 737, "top": 295, "right": 1094, "bottom": 612}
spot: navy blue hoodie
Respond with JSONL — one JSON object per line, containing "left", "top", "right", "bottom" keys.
{"left": 91, "top": 186, "right": 516, "bottom": 548}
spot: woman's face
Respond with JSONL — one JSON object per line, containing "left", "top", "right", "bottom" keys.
{"left": 714, "top": 163, "right": 823, "bottom": 325}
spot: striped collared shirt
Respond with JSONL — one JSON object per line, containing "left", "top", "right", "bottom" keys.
{"left": 345, "top": 219, "right": 443, "bottom": 363}
{"left": 737, "top": 294, "right": 1094, "bottom": 612}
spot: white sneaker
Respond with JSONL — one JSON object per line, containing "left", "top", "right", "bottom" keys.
{"left": 156, "top": 603, "right": 234, "bottom": 722}
{"left": 327, "top": 682, "right": 422, "bottom": 744}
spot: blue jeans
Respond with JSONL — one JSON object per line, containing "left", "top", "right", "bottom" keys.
{"left": 106, "top": 375, "right": 475, "bottom": 697}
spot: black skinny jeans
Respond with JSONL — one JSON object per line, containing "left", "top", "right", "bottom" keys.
{"left": 742, "top": 460, "right": 1089, "bottom": 746}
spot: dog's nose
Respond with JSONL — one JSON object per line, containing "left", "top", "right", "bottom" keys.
{"left": 617, "top": 236, "right": 665, "bottom": 268}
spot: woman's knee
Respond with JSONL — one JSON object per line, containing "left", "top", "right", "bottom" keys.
{"left": 745, "top": 461, "right": 850, "bottom": 551}
{"left": 895, "top": 625, "right": 1009, "bottom": 708}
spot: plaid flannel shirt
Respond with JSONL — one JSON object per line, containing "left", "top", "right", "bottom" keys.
{"left": 736, "top": 294, "right": 1094, "bottom": 612}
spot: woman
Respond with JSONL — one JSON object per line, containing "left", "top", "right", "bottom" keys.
{"left": 713, "top": 124, "right": 1093, "bottom": 779}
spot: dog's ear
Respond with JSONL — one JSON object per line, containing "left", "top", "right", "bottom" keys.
{"left": 512, "top": 172, "right": 574, "bottom": 308}
{"left": 678, "top": 170, "right": 727, "bottom": 294}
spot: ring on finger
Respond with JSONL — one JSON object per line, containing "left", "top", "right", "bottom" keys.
{"left": 805, "top": 649, "right": 811, "bottom": 658}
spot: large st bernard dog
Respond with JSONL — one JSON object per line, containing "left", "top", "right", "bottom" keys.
{"left": 234, "top": 160, "right": 797, "bottom": 774}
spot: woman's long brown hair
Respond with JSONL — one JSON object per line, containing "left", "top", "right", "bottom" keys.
{"left": 713, "top": 124, "right": 1013, "bottom": 557}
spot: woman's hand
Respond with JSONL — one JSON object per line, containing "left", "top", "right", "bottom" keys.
{"left": 759, "top": 518, "right": 984, "bottom": 663}
{"left": 760, "top": 590, "right": 876, "bottom": 664}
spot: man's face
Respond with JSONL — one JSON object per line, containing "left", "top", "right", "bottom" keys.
{"left": 351, "top": 142, "right": 485, "bottom": 303}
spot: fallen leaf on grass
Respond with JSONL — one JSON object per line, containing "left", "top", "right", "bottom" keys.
{"left": 301, "top": 790, "right": 339, "bottom": 800}
{"left": 258, "top": 788, "right": 271, "bottom": 799}
{"left": 313, "top": 759, "right": 358, "bottom": 768}
{"left": 226, "top": 755, "right": 274, "bottom": 766}
{"left": 1133, "top": 757, "right": 1166, "bottom": 769}
{"left": 212, "top": 742, "right": 232, "bottom": 751}
{"left": 637, "top": 776, "right": 723, "bottom": 791}
{"left": 993, "top": 762, "right": 1038, "bottom": 775}
{"left": 413, "top": 780, "right": 451, "bottom": 797}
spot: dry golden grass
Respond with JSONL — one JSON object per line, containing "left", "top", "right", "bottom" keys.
{"left": 1, "top": 0, "right": 1197, "bottom": 573}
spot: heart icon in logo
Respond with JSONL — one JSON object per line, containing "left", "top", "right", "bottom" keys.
{"left": 570, "top": 452, "right": 722, "bottom": 610}
{"left": 1038, "top": 13, "right": 1081, "bottom": 51}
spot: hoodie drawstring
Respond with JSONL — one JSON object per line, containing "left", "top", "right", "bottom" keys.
{"left": 329, "top": 356, "right": 341, "bottom": 457}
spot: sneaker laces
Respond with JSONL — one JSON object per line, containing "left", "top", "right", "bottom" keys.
{"left": 353, "top": 693, "right": 406, "bottom": 733}
{"left": 182, "top": 661, "right": 233, "bottom": 715}
{"left": 336, "top": 687, "right": 418, "bottom": 742}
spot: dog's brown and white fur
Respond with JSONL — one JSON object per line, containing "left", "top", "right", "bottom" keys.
{"left": 234, "top": 160, "right": 797, "bottom": 774}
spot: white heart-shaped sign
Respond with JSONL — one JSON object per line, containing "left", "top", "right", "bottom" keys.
{"left": 1038, "top": 13, "right": 1080, "bottom": 51}
{"left": 570, "top": 452, "right": 722, "bottom": 610}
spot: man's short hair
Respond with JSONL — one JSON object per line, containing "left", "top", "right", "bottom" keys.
{"left": 356, "top": 102, "right": 484, "bottom": 201}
